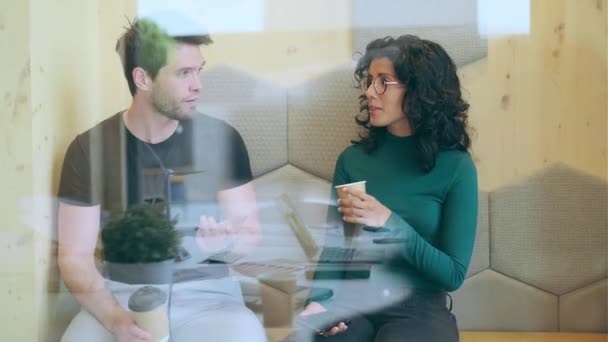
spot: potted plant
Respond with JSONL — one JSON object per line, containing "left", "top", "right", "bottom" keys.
{"left": 101, "top": 203, "right": 181, "bottom": 284}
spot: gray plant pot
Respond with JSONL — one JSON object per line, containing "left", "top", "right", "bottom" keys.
{"left": 105, "top": 259, "right": 175, "bottom": 284}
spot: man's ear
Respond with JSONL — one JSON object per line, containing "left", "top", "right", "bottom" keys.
{"left": 133, "top": 67, "right": 152, "bottom": 92}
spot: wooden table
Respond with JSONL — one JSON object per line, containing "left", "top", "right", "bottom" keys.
{"left": 460, "top": 332, "right": 608, "bottom": 342}
{"left": 266, "top": 329, "right": 608, "bottom": 342}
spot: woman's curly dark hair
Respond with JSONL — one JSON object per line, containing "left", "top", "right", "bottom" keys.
{"left": 353, "top": 35, "right": 471, "bottom": 172}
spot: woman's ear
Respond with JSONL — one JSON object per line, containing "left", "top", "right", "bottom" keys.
{"left": 133, "top": 67, "right": 152, "bottom": 92}
{"left": 401, "top": 89, "right": 409, "bottom": 114}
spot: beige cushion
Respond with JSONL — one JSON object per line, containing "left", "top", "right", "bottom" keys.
{"left": 287, "top": 65, "right": 361, "bottom": 181}
{"left": 467, "top": 191, "right": 490, "bottom": 277}
{"left": 559, "top": 279, "right": 607, "bottom": 333}
{"left": 351, "top": 0, "right": 487, "bottom": 67}
{"left": 452, "top": 270, "right": 559, "bottom": 331}
{"left": 489, "top": 164, "right": 608, "bottom": 295}
{"left": 198, "top": 65, "right": 288, "bottom": 177}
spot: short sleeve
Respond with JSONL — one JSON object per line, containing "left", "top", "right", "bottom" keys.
{"left": 57, "top": 136, "right": 96, "bottom": 206}
{"left": 222, "top": 126, "right": 253, "bottom": 190}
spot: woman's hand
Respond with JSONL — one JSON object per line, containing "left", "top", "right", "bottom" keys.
{"left": 337, "top": 188, "right": 391, "bottom": 228}
{"left": 299, "top": 302, "right": 348, "bottom": 336}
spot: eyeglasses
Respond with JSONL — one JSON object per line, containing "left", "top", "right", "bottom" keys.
{"left": 361, "top": 75, "right": 403, "bottom": 95}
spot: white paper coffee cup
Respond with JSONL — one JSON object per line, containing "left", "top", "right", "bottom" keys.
{"left": 128, "top": 286, "right": 169, "bottom": 342}
{"left": 334, "top": 181, "right": 367, "bottom": 237}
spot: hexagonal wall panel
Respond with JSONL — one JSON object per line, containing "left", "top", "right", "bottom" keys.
{"left": 452, "top": 270, "right": 558, "bottom": 331}
{"left": 559, "top": 278, "right": 607, "bottom": 333}
{"left": 467, "top": 191, "right": 490, "bottom": 277}
{"left": 198, "top": 65, "right": 288, "bottom": 177}
{"left": 287, "top": 65, "right": 361, "bottom": 181}
{"left": 352, "top": 25, "right": 487, "bottom": 68}
{"left": 251, "top": 163, "right": 334, "bottom": 236}
{"left": 252, "top": 164, "right": 332, "bottom": 211}
{"left": 352, "top": 0, "right": 487, "bottom": 67}
{"left": 489, "top": 164, "right": 607, "bottom": 295}
{"left": 250, "top": 165, "right": 334, "bottom": 262}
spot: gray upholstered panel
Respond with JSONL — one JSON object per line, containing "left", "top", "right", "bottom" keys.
{"left": 467, "top": 191, "right": 490, "bottom": 277}
{"left": 352, "top": 0, "right": 487, "bottom": 67}
{"left": 352, "top": 0, "right": 480, "bottom": 27}
{"left": 559, "top": 279, "right": 608, "bottom": 333}
{"left": 489, "top": 164, "right": 608, "bottom": 295}
{"left": 197, "top": 66, "right": 288, "bottom": 177}
{"left": 250, "top": 165, "right": 333, "bottom": 262}
{"left": 252, "top": 164, "right": 332, "bottom": 227}
{"left": 287, "top": 65, "right": 361, "bottom": 181}
{"left": 46, "top": 282, "right": 80, "bottom": 342}
{"left": 353, "top": 25, "right": 487, "bottom": 67}
{"left": 252, "top": 164, "right": 332, "bottom": 204}
{"left": 452, "top": 270, "right": 559, "bottom": 331}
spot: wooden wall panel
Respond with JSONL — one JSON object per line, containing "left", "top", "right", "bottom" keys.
{"left": 462, "top": 0, "right": 607, "bottom": 190}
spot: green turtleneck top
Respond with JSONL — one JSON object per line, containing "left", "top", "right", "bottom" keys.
{"left": 332, "top": 132, "right": 478, "bottom": 292}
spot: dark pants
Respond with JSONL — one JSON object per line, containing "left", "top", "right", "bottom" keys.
{"left": 297, "top": 291, "right": 458, "bottom": 342}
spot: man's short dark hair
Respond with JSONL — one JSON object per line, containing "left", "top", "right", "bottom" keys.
{"left": 116, "top": 18, "right": 213, "bottom": 96}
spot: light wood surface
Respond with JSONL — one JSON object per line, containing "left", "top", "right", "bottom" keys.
{"left": 461, "top": 0, "right": 607, "bottom": 190}
{"left": 266, "top": 329, "right": 608, "bottom": 342}
{"left": 460, "top": 331, "right": 608, "bottom": 342}
{"left": 2, "top": 2, "right": 137, "bottom": 341}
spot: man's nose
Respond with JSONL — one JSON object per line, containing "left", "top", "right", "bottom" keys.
{"left": 191, "top": 74, "right": 202, "bottom": 92}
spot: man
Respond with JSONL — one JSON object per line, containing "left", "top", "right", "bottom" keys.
{"left": 58, "top": 16, "right": 266, "bottom": 341}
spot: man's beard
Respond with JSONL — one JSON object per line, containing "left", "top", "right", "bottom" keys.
{"left": 151, "top": 89, "right": 194, "bottom": 121}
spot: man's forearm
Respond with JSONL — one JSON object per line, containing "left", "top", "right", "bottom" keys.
{"left": 59, "top": 257, "right": 127, "bottom": 332}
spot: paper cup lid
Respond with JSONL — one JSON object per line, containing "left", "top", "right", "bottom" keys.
{"left": 334, "top": 181, "right": 367, "bottom": 189}
{"left": 128, "top": 286, "right": 167, "bottom": 312}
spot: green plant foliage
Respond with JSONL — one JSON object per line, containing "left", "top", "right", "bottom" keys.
{"left": 101, "top": 203, "right": 181, "bottom": 263}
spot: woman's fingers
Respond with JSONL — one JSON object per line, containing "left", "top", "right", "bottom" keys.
{"left": 323, "top": 322, "right": 348, "bottom": 336}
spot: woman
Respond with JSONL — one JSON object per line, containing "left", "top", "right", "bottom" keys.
{"left": 300, "top": 35, "right": 478, "bottom": 342}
